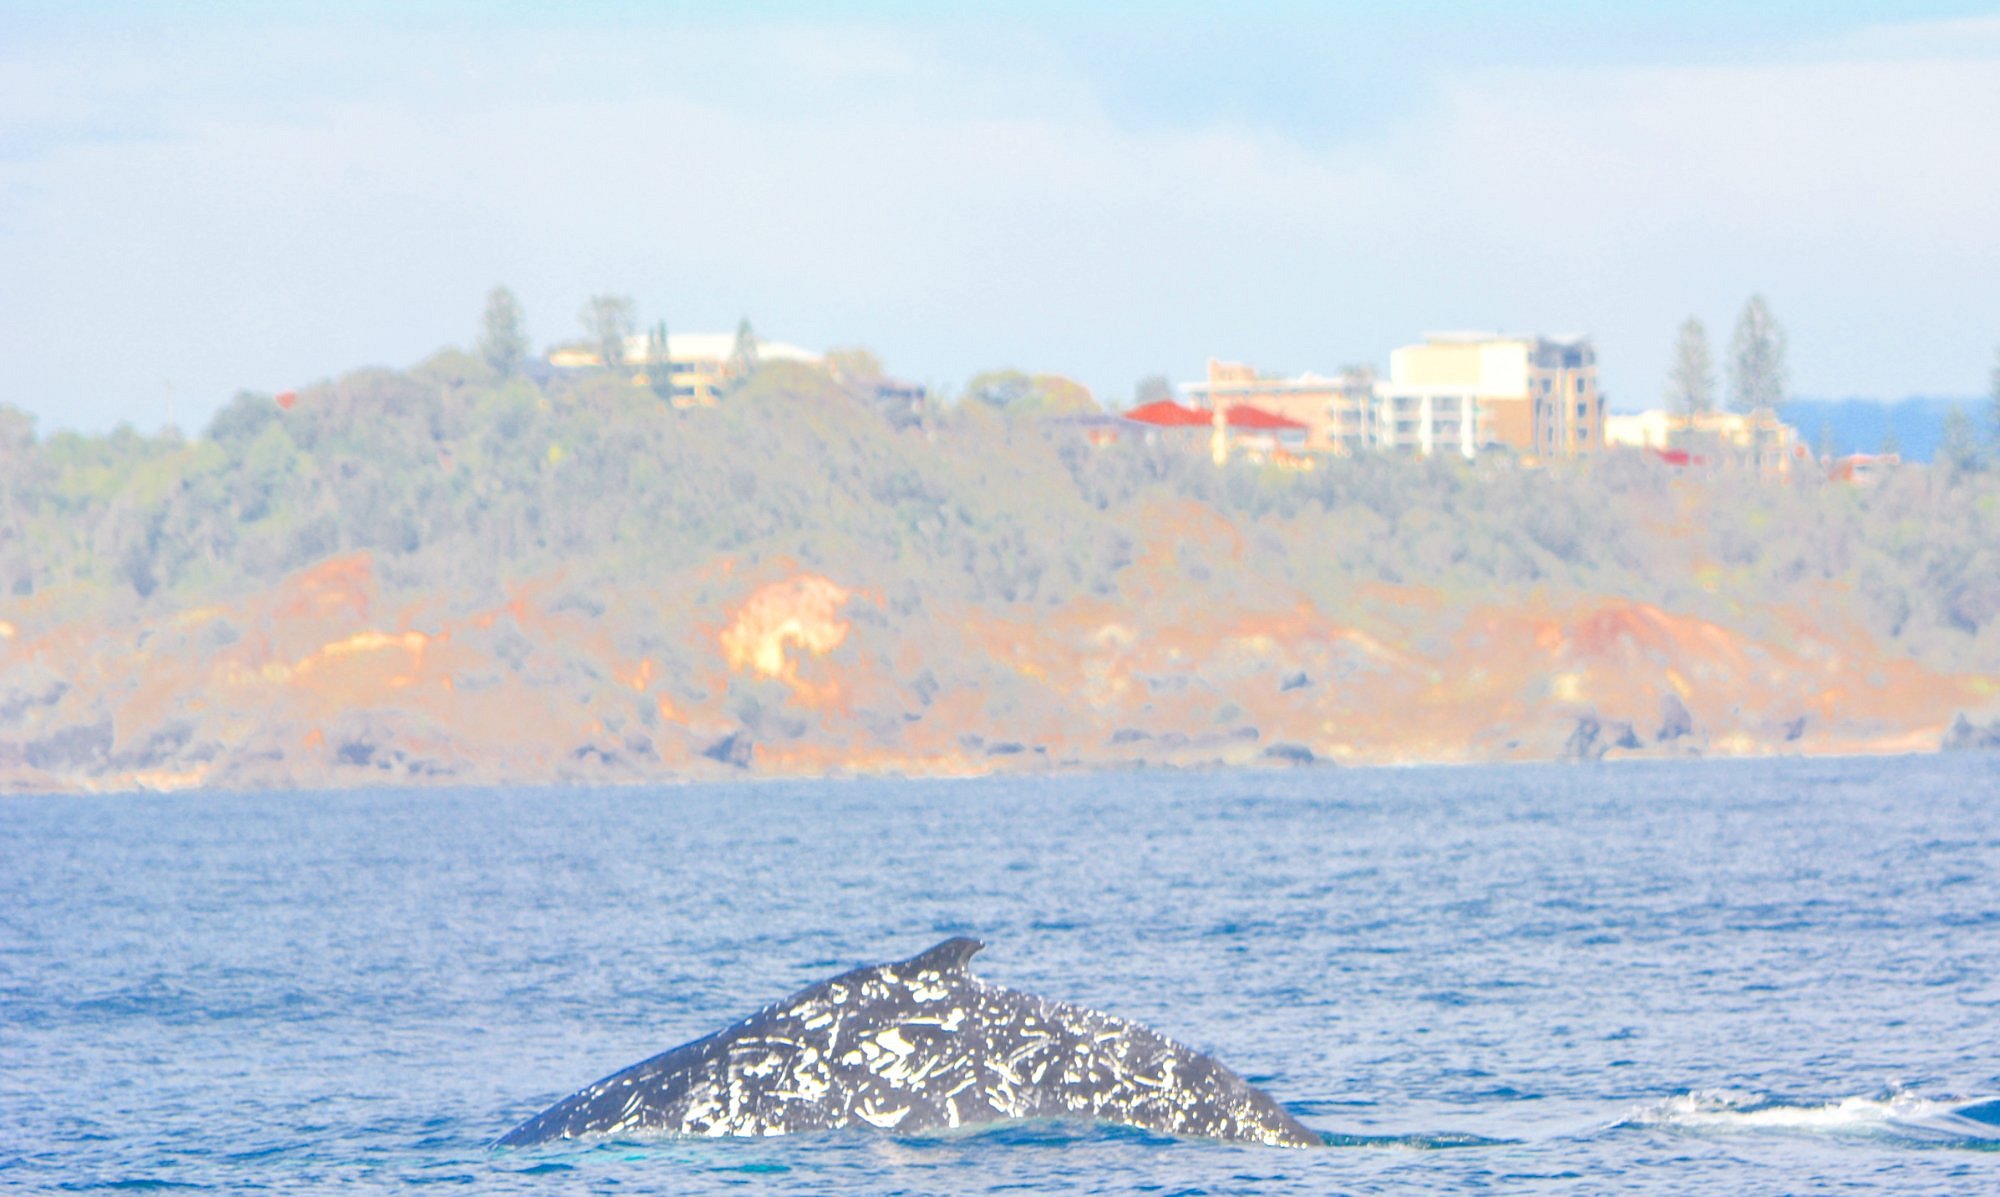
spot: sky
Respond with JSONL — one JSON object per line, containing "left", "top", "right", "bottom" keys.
{"left": 4, "top": 1, "right": 1999, "bottom": 435}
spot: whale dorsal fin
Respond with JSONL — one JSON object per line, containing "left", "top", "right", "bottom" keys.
{"left": 899, "top": 936, "right": 985, "bottom": 976}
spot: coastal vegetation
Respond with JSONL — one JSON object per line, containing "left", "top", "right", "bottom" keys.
{"left": 1, "top": 345, "right": 1997, "bottom": 789}
{"left": 4, "top": 353, "right": 1997, "bottom": 669}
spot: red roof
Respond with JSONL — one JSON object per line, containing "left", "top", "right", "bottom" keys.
{"left": 1122, "top": 400, "right": 1211, "bottom": 427}
{"left": 1122, "top": 400, "right": 1307, "bottom": 432}
{"left": 1224, "top": 404, "right": 1307, "bottom": 431}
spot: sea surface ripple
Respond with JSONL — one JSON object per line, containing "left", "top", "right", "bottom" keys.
{"left": 2, "top": 755, "right": 1997, "bottom": 1193}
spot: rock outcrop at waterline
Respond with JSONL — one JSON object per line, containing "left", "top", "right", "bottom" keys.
{"left": 0, "top": 548, "right": 1986, "bottom": 793}
{"left": 1942, "top": 714, "right": 2000, "bottom": 751}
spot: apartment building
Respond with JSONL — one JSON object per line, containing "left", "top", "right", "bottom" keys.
{"left": 1377, "top": 332, "right": 1604, "bottom": 459}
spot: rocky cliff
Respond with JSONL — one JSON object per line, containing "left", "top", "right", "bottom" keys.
{"left": 3, "top": 359, "right": 1995, "bottom": 792}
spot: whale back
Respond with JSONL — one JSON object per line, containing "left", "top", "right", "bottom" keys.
{"left": 496, "top": 938, "right": 1318, "bottom": 1148}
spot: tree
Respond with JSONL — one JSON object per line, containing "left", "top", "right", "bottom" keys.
{"left": 730, "top": 317, "right": 760, "bottom": 383}
{"left": 1727, "top": 294, "right": 1786, "bottom": 413}
{"left": 962, "top": 370, "right": 1096, "bottom": 415}
{"left": 646, "top": 320, "right": 674, "bottom": 401}
{"left": 1133, "top": 375, "right": 1173, "bottom": 406}
{"left": 579, "top": 295, "right": 636, "bottom": 368}
{"left": 1880, "top": 411, "right": 1901, "bottom": 458}
{"left": 825, "top": 347, "right": 885, "bottom": 384}
{"left": 1989, "top": 345, "right": 2000, "bottom": 453}
{"left": 964, "top": 369, "right": 1035, "bottom": 410}
{"left": 1940, "top": 406, "right": 1979, "bottom": 474}
{"left": 478, "top": 286, "right": 529, "bottom": 376}
{"left": 1665, "top": 316, "right": 1716, "bottom": 418}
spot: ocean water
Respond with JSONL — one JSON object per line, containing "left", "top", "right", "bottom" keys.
{"left": 2, "top": 756, "right": 1997, "bottom": 1193}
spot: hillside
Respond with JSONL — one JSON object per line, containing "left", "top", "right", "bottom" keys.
{"left": 2, "top": 354, "right": 1997, "bottom": 792}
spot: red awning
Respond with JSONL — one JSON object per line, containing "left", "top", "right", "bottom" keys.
{"left": 1224, "top": 404, "right": 1307, "bottom": 431}
{"left": 1122, "top": 400, "right": 1308, "bottom": 432}
{"left": 1122, "top": 400, "right": 1211, "bottom": 427}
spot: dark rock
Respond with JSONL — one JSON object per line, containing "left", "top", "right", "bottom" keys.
{"left": 1565, "top": 714, "right": 1605, "bottom": 762}
{"left": 0, "top": 670, "right": 69, "bottom": 725}
{"left": 701, "top": 731, "right": 754, "bottom": 768}
{"left": 24, "top": 719, "right": 115, "bottom": 771}
{"left": 1607, "top": 721, "right": 1641, "bottom": 750}
{"left": 1781, "top": 715, "right": 1807, "bottom": 742}
{"left": 336, "top": 741, "right": 375, "bottom": 767}
{"left": 1109, "top": 728, "right": 1150, "bottom": 745}
{"left": 109, "top": 722, "right": 202, "bottom": 771}
{"left": 197, "top": 619, "right": 240, "bottom": 652}
{"left": 1942, "top": 713, "right": 2000, "bottom": 751}
{"left": 571, "top": 744, "right": 619, "bottom": 766}
{"left": 1261, "top": 742, "right": 1316, "bottom": 766}
{"left": 1280, "top": 671, "right": 1312, "bottom": 692}
{"left": 1656, "top": 693, "right": 1694, "bottom": 742}
{"left": 987, "top": 741, "right": 1024, "bottom": 756}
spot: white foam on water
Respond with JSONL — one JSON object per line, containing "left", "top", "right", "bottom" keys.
{"left": 1625, "top": 1088, "right": 2000, "bottom": 1145}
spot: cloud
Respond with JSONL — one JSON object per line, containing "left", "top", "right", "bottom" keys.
{"left": 1, "top": 13, "right": 1996, "bottom": 432}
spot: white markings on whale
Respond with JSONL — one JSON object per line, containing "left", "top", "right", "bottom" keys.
{"left": 495, "top": 937, "right": 1320, "bottom": 1148}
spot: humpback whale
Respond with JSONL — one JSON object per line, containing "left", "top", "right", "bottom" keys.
{"left": 497, "top": 937, "right": 1320, "bottom": 1148}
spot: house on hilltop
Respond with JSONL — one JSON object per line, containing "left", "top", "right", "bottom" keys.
{"left": 1178, "top": 334, "right": 1602, "bottom": 463}
{"left": 547, "top": 332, "right": 823, "bottom": 406}
{"left": 1122, "top": 398, "right": 1312, "bottom": 467}
{"left": 1179, "top": 360, "right": 1374, "bottom": 456}
{"left": 1604, "top": 408, "right": 1803, "bottom": 476}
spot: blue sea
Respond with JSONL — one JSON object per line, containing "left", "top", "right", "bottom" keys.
{"left": 3, "top": 757, "right": 1997, "bottom": 1193}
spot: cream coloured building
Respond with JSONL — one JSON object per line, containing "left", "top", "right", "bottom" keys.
{"left": 1376, "top": 332, "right": 1603, "bottom": 459}
{"left": 547, "top": 332, "right": 822, "bottom": 406}
{"left": 1605, "top": 408, "right": 1803, "bottom": 475}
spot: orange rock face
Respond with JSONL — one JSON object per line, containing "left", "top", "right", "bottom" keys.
{"left": 719, "top": 575, "right": 853, "bottom": 708}
{"left": 0, "top": 547, "right": 1991, "bottom": 794}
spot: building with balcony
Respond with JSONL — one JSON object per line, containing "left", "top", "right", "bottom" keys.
{"left": 1376, "top": 332, "right": 1603, "bottom": 460}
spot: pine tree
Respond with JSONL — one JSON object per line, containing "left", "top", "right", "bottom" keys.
{"left": 730, "top": 317, "right": 760, "bottom": 384}
{"left": 647, "top": 321, "right": 675, "bottom": 402}
{"left": 1665, "top": 316, "right": 1716, "bottom": 418}
{"left": 1727, "top": 294, "right": 1787, "bottom": 414}
{"left": 1133, "top": 375, "right": 1173, "bottom": 406}
{"left": 478, "top": 286, "right": 528, "bottom": 376}
{"left": 1989, "top": 344, "right": 2000, "bottom": 454}
{"left": 579, "top": 295, "right": 635, "bottom": 368}
{"left": 1940, "top": 407, "right": 1979, "bottom": 474}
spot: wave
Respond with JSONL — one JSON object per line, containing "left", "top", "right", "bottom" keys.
{"left": 1319, "top": 1131, "right": 1514, "bottom": 1150}
{"left": 1622, "top": 1089, "right": 2000, "bottom": 1149}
